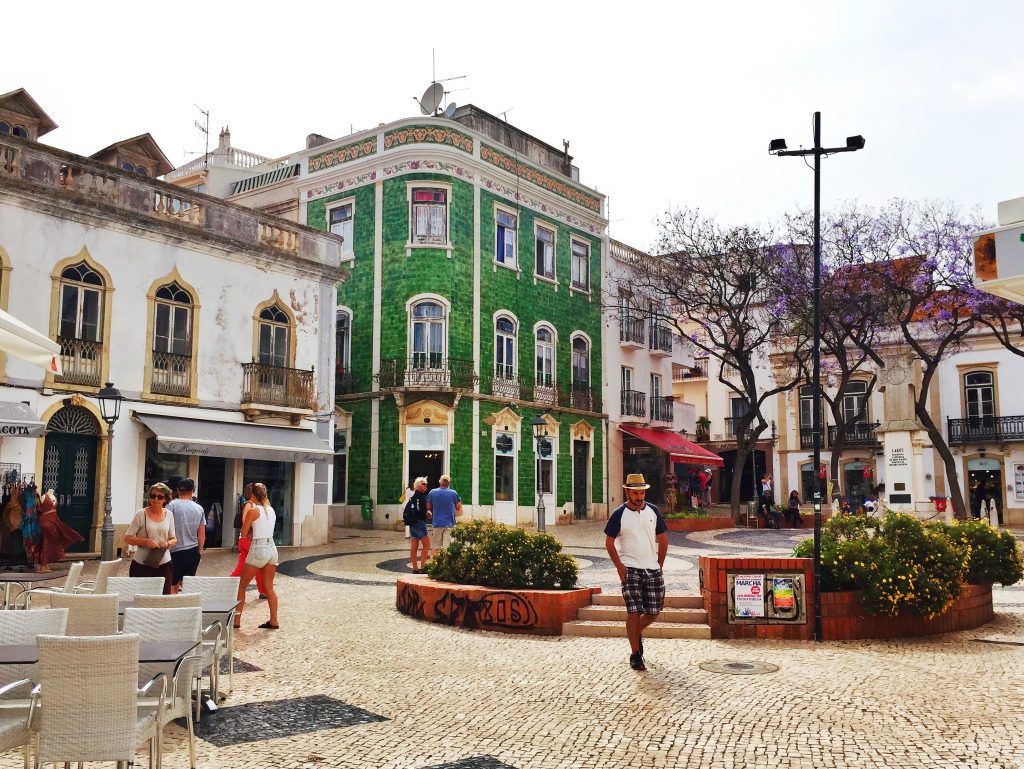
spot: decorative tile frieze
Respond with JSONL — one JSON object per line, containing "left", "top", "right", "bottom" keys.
{"left": 384, "top": 124, "right": 474, "bottom": 154}
{"left": 480, "top": 144, "right": 601, "bottom": 213}
{"left": 305, "top": 161, "right": 473, "bottom": 201}
{"left": 308, "top": 137, "right": 378, "bottom": 173}
{"left": 481, "top": 176, "right": 602, "bottom": 235}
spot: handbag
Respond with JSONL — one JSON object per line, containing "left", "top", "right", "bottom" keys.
{"left": 141, "top": 515, "right": 167, "bottom": 568}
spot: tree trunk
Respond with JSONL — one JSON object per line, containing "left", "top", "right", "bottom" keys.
{"left": 730, "top": 445, "right": 748, "bottom": 524}
{"left": 915, "top": 403, "right": 968, "bottom": 519}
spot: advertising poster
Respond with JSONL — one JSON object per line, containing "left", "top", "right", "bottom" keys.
{"left": 772, "top": 577, "right": 795, "bottom": 610}
{"left": 734, "top": 574, "right": 765, "bottom": 617}
{"left": 1015, "top": 464, "right": 1024, "bottom": 502}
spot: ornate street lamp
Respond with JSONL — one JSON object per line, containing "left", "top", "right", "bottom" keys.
{"left": 96, "top": 382, "right": 123, "bottom": 561}
{"left": 532, "top": 415, "right": 549, "bottom": 533}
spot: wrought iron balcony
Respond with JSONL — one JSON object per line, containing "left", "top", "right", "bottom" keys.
{"left": 725, "top": 417, "right": 756, "bottom": 439}
{"left": 673, "top": 358, "right": 708, "bottom": 381}
{"left": 562, "top": 383, "right": 601, "bottom": 413}
{"left": 828, "top": 422, "right": 880, "bottom": 447}
{"left": 490, "top": 371, "right": 527, "bottom": 401}
{"left": 56, "top": 336, "right": 102, "bottom": 387}
{"left": 800, "top": 428, "right": 821, "bottom": 450}
{"left": 376, "top": 357, "right": 477, "bottom": 391}
{"left": 619, "top": 315, "right": 646, "bottom": 347}
{"left": 151, "top": 351, "right": 192, "bottom": 397}
{"left": 649, "top": 324, "right": 673, "bottom": 355}
{"left": 621, "top": 389, "right": 647, "bottom": 418}
{"left": 948, "top": 416, "right": 1024, "bottom": 444}
{"left": 650, "top": 396, "right": 673, "bottom": 423}
{"left": 335, "top": 367, "right": 359, "bottom": 397}
{"left": 241, "top": 362, "right": 316, "bottom": 411}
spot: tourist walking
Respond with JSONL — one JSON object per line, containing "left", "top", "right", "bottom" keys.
{"left": 426, "top": 474, "right": 461, "bottom": 557}
{"left": 230, "top": 484, "right": 266, "bottom": 597}
{"left": 166, "top": 478, "right": 206, "bottom": 593}
{"left": 604, "top": 473, "right": 668, "bottom": 672}
{"left": 403, "top": 477, "right": 430, "bottom": 573}
{"left": 784, "top": 490, "right": 804, "bottom": 527}
{"left": 123, "top": 483, "right": 177, "bottom": 594}
{"left": 234, "top": 483, "right": 279, "bottom": 629}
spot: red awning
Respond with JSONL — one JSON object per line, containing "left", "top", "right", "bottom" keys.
{"left": 619, "top": 425, "right": 724, "bottom": 466}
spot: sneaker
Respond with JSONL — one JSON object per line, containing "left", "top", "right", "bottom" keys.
{"left": 629, "top": 652, "right": 646, "bottom": 671}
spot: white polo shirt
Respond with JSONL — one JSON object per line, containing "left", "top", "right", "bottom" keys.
{"left": 604, "top": 502, "right": 667, "bottom": 570}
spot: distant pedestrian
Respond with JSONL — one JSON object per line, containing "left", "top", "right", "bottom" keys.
{"left": 123, "top": 483, "right": 177, "bottom": 594}
{"left": 402, "top": 478, "right": 416, "bottom": 539}
{"left": 701, "top": 468, "right": 713, "bottom": 506}
{"left": 605, "top": 474, "right": 667, "bottom": 672}
{"left": 972, "top": 480, "right": 987, "bottom": 520}
{"left": 230, "top": 484, "right": 266, "bottom": 598}
{"left": 404, "top": 477, "right": 430, "bottom": 573}
{"left": 784, "top": 490, "right": 803, "bottom": 527}
{"left": 167, "top": 478, "right": 205, "bottom": 593}
{"left": 426, "top": 474, "right": 461, "bottom": 557}
{"left": 687, "top": 468, "right": 702, "bottom": 507}
{"left": 234, "top": 483, "right": 279, "bottom": 630}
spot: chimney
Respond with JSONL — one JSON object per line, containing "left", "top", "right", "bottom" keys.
{"left": 218, "top": 126, "right": 231, "bottom": 151}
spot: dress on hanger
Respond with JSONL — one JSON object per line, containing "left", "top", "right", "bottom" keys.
{"left": 37, "top": 492, "right": 83, "bottom": 570}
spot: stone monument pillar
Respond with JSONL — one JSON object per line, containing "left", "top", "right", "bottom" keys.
{"left": 876, "top": 355, "right": 923, "bottom": 514}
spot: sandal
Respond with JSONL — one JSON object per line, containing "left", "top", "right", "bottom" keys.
{"left": 258, "top": 621, "right": 279, "bottom": 629}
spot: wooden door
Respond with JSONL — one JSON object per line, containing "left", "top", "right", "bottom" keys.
{"left": 42, "top": 406, "right": 99, "bottom": 551}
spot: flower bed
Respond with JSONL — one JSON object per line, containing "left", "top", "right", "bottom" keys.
{"left": 396, "top": 576, "right": 599, "bottom": 635}
{"left": 664, "top": 516, "right": 734, "bottom": 532}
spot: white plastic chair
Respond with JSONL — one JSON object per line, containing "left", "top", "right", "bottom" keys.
{"left": 14, "top": 561, "right": 85, "bottom": 609}
{"left": 105, "top": 576, "right": 165, "bottom": 602}
{"left": 75, "top": 558, "right": 122, "bottom": 595}
{"left": 32, "top": 633, "right": 164, "bottom": 767}
{"left": 123, "top": 607, "right": 203, "bottom": 769}
{"left": 181, "top": 576, "right": 239, "bottom": 696}
{"left": 49, "top": 593, "right": 119, "bottom": 636}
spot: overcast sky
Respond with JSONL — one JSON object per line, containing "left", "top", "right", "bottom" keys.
{"left": 5, "top": 1, "right": 1023, "bottom": 249}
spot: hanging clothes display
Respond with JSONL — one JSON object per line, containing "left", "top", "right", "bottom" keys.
{"left": 36, "top": 490, "right": 83, "bottom": 571}
{"left": 19, "top": 484, "right": 41, "bottom": 566}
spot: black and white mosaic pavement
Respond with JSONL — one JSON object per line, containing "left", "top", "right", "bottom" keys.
{"left": 421, "top": 758, "right": 518, "bottom": 769}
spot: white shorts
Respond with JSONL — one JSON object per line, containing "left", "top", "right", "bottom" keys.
{"left": 432, "top": 526, "right": 453, "bottom": 549}
{"left": 245, "top": 538, "right": 279, "bottom": 568}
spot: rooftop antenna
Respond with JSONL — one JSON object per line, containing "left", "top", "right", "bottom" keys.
{"left": 413, "top": 49, "right": 466, "bottom": 116}
{"left": 194, "top": 104, "right": 210, "bottom": 170}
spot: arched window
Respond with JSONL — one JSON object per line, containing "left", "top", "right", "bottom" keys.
{"left": 150, "top": 281, "right": 193, "bottom": 397}
{"left": 258, "top": 304, "right": 291, "bottom": 368}
{"left": 841, "top": 381, "right": 868, "bottom": 424}
{"left": 135, "top": 166, "right": 149, "bottom": 178}
{"left": 12, "top": 126, "right": 27, "bottom": 139}
{"left": 0, "top": 122, "right": 9, "bottom": 135}
{"left": 336, "top": 309, "right": 353, "bottom": 394}
{"left": 571, "top": 336, "right": 590, "bottom": 388}
{"left": 57, "top": 262, "right": 104, "bottom": 386}
{"left": 121, "top": 161, "right": 135, "bottom": 174}
{"left": 495, "top": 315, "right": 517, "bottom": 380}
{"left": 964, "top": 371, "right": 995, "bottom": 426}
{"left": 535, "top": 325, "right": 555, "bottom": 390}
{"left": 410, "top": 300, "right": 446, "bottom": 369}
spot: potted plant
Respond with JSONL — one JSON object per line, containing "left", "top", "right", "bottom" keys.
{"left": 695, "top": 416, "right": 711, "bottom": 442}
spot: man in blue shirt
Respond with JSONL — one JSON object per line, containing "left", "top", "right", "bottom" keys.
{"left": 426, "top": 474, "right": 462, "bottom": 557}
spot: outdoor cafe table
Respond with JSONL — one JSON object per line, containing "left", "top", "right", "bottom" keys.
{"left": 0, "top": 569, "right": 69, "bottom": 609}
{"left": 0, "top": 639, "right": 200, "bottom": 666}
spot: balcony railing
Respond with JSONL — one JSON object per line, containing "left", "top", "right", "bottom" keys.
{"left": 151, "top": 351, "right": 192, "bottom": 397}
{"left": 241, "top": 362, "right": 316, "bottom": 410}
{"left": 335, "top": 367, "right": 358, "bottom": 397}
{"left": 948, "top": 416, "right": 1024, "bottom": 445}
{"left": 621, "top": 389, "right": 647, "bottom": 418}
{"left": 650, "top": 396, "right": 673, "bottom": 423}
{"left": 376, "top": 357, "right": 477, "bottom": 390}
{"left": 673, "top": 357, "right": 708, "bottom": 382}
{"left": 56, "top": 336, "right": 102, "bottom": 387}
{"left": 800, "top": 428, "right": 820, "bottom": 450}
{"left": 649, "top": 324, "right": 673, "bottom": 355}
{"left": 619, "top": 315, "right": 646, "bottom": 346}
{"left": 724, "top": 417, "right": 756, "bottom": 439}
{"left": 828, "top": 422, "right": 880, "bottom": 447}
{"left": 563, "top": 383, "right": 601, "bottom": 413}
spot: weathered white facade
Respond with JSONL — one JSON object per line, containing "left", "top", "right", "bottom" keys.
{"left": 0, "top": 116, "right": 344, "bottom": 553}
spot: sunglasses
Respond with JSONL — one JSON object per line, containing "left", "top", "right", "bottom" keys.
{"left": 148, "top": 493, "right": 166, "bottom": 500}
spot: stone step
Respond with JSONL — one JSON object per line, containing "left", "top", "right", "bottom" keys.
{"left": 576, "top": 606, "right": 707, "bottom": 623}
{"left": 562, "top": 620, "right": 712, "bottom": 640}
{"left": 592, "top": 594, "right": 703, "bottom": 609}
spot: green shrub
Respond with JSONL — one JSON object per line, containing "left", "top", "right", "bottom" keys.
{"left": 425, "top": 519, "right": 579, "bottom": 590}
{"left": 793, "top": 512, "right": 968, "bottom": 618}
{"left": 928, "top": 519, "right": 1024, "bottom": 586}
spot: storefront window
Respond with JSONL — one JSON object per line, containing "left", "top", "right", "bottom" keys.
{"left": 143, "top": 438, "right": 187, "bottom": 507}
{"left": 243, "top": 459, "right": 294, "bottom": 545}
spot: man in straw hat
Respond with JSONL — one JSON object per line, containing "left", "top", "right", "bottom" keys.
{"left": 604, "top": 473, "right": 668, "bottom": 671}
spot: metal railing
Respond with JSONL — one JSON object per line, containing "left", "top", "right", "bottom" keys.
{"left": 725, "top": 417, "right": 755, "bottom": 439}
{"left": 800, "top": 428, "right": 820, "bottom": 450}
{"left": 948, "top": 416, "right": 1024, "bottom": 444}
{"left": 621, "top": 389, "right": 647, "bottom": 418}
{"left": 241, "top": 362, "right": 316, "bottom": 410}
{"left": 335, "top": 367, "right": 358, "bottom": 397}
{"left": 649, "top": 324, "right": 673, "bottom": 354}
{"left": 673, "top": 358, "right": 708, "bottom": 381}
{"left": 376, "top": 357, "right": 477, "bottom": 390}
{"left": 828, "top": 422, "right": 880, "bottom": 447}
{"left": 151, "top": 351, "right": 192, "bottom": 397}
{"left": 619, "top": 315, "right": 646, "bottom": 345}
{"left": 56, "top": 336, "right": 102, "bottom": 387}
{"left": 564, "top": 383, "right": 600, "bottom": 412}
{"left": 650, "top": 396, "right": 673, "bottom": 423}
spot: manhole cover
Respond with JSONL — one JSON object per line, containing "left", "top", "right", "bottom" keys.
{"left": 699, "top": 660, "right": 779, "bottom": 675}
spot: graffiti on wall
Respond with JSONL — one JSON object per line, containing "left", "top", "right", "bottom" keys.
{"left": 429, "top": 589, "right": 539, "bottom": 631}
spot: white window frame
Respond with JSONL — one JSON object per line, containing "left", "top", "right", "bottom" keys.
{"left": 406, "top": 182, "right": 453, "bottom": 255}
{"left": 58, "top": 266, "right": 104, "bottom": 343}
{"left": 621, "top": 365, "right": 633, "bottom": 393}
{"left": 257, "top": 305, "right": 290, "bottom": 368}
{"left": 327, "top": 197, "right": 356, "bottom": 259}
{"left": 534, "top": 222, "right": 557, "bottom": 286}
{"left": 570, "top": 332, "right": 591, "bottom": 389}
{"left": 569, "top": 237, "right": 590, "bottom": 294}
{"left": 153, "top": 285, "right": 193, "bottom": 357}
{"left": 494, "top": 204, "right": 519, "bottom": 271}
{"left": 534, "top": 322, "right": 557, "bottom": 390}
{"left": 336, "top": 307, "right": 352, "bottom": 373}
{"left": 841, "top": 380, "right": 869, "bottom": 425}
{"left": 406, "top": 294, "right": 450, "bottom": 369}
{"left": 494, "top": 312, "right": 518, "bottom": 380}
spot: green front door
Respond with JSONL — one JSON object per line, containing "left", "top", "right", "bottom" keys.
{"left": 42, "top": 406, "right": 99, "bottom": 552}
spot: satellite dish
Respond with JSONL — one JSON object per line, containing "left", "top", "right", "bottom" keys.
{"left": 443, "top": 102, "right": 457, "bottom": 119}
{"left": 419, "top": 82, "right": 444, "bottom": 115}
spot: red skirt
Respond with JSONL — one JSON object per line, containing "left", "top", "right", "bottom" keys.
{"left": 37, "top": 511, "right": 84, "bottom": 566}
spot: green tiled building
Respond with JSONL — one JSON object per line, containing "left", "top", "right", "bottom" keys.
{"left": 299, "top": 107, "right": 608, "bottom": 527}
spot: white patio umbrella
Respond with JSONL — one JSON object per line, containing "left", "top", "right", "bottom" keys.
{"left": 0, "top": 308, "right": 62, "bottom": 375}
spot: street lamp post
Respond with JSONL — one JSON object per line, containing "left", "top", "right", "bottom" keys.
{"left": 96, "top": 382, "right": 123, "bottom": 561}
{"left": 532, "top": 415, "right": 549, "bottom": 532}
{"left": 770, "top": 113, "right": 864, "bottom": 641}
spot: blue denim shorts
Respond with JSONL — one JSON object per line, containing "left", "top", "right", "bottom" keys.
{"left": 409, "top": 520, "right": 429, "bottom": 540}
{"left": 245, "top": 538, "right": 279, "bottom": 568}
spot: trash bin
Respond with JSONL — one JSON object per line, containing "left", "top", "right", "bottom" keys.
{"left": 360, "top": 496, "right": 374, "bottom": 528}
{"left": 746, "top": 500, "right": 759, "bottom": 528}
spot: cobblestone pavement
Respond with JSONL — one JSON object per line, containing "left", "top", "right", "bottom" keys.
{"left": 4, "top": 522, "right": 1022, "bottom": 768}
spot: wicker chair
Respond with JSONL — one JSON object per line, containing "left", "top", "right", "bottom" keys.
{"left": 75, "top": 558, "right": 122, "bottom": 595}
{"left": 0, "top": 679, "right": 33, "bottom": 767}
{"left": 49, "top": 593, "right": 119, "bottom": 636}
{"left": 14, "top": 561, "right": 85, "bottom": 609}
{"left": 105, "top": 576, "right": 165, "bottom": 602}
{"left": 0, "top": 608, "right": 68, "bottom": 691}
{"left": 181, "top": 576, "right": 239, "bottom": 695}
{"left": 123, "top": 608, "right": 202, "bottom": 769}
{"left": 33, "top": 634, "right": 164, "bottom": 766}
{"left": 134, "top": 593, "right": 202, "bottom": 609}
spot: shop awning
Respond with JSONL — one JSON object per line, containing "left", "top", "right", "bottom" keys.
{"left": 0, "top": 401, "right": 45, "bottom": 438}
{"left": 0, "top": 309, "right": 62, "bottom": 375}
{"left": 134, "top": 412, "right": 332, "bottom": 465}
{"left": 619, "top": 425, "right": 724, "bottom": 466}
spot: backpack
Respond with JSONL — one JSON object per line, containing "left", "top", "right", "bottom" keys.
{"left": 402, "top": 494, "right": 419, "bottom": 526}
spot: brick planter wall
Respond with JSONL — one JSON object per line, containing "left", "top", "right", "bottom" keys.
{"left": 396, "top": 576, "right": 600, "bottom": 635}
{"left": 700, "top": 556, "right": 815, "bottom": 640}
{"left": 664, "top": 517, "right": 735, "bottom": 532}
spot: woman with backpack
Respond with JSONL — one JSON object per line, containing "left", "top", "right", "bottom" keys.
{"left": 403, "top": 477, "right": 430, "bottom": 573}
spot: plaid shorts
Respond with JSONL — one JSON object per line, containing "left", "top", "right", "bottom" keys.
{"left": 621, "top": 567, "right": 665, "bottom": 615}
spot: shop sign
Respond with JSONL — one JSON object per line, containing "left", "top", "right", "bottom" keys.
{"left": 733, "top": 574, "right": 765, "bottom": 618}
{"left": 0, "top": 422, "right": 43, "bottom": 438}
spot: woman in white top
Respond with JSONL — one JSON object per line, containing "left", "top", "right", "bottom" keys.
{"left": 234, "top": 482, "right": 279, "bottom": 629}
{"left": 123, "top": 483, "right": 178, "bottom": 594}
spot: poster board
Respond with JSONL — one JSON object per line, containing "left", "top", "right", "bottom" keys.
{"left": 728, "top": 572, "right": 807, "bottom": 624}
